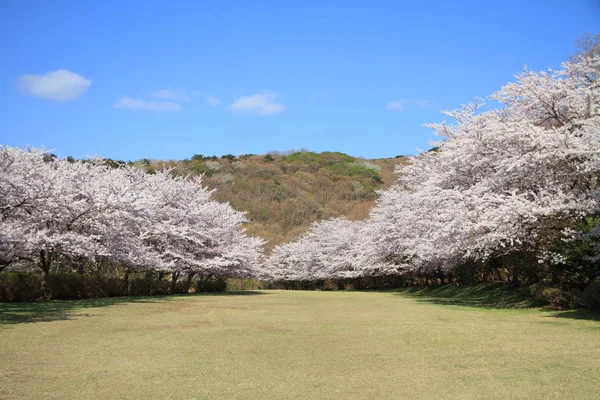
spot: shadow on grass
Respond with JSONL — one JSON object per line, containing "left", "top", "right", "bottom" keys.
{"left": 0, "top": 297, "right": 164, "bottom": 326}
{"left": 393, "top": 283, "right": 542, "bottom": 309}
{"left": 0, "top": 291, "right": 267, "bottom": 326}
{"left": 393, "top": 284, "right": 600, "bottom": 322}
{"left": 548, "top": 309, "right": 600, "bottom": 322}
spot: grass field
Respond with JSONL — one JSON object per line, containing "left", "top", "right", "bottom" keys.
{"left": 1, "top": 289, "right": 599, "bottom": 399}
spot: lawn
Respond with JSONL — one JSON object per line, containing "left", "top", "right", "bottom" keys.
{"left": 1, "top": 290, "right": 599, "bottom": 399}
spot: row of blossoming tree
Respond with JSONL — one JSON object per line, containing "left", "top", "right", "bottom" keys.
{"left": 0, "top": 147, "right": 264, "bottom": 297}
{"left": 266, "top": 53, "right": 600, "bottom": 295}
{"left": 2, "top": 50, "right": 599, "bottom": 302}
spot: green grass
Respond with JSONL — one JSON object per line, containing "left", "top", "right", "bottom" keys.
{"left": 1, "top": 290, "right": 599, "bottom": 399}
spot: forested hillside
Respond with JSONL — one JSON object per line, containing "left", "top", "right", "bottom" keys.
{"left": 132, "top": 151, "right": 408, "bottom": 250}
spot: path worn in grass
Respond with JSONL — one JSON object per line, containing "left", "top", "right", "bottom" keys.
{"left": 1, "top": 290, "right": 599, "bottom": 399}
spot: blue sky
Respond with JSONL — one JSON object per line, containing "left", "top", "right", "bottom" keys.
{"left": 1, "top": 0, "right": 598, "bottom": 160}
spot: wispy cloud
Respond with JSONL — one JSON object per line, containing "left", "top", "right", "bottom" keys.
{"left": 113, "top": 97, "right": 181, "bottom": 112}
{"left": 151, "top": 88, "right": 190, "bottom": 103}
{"left": 18, "top": 69, "right": 91, "bottom": 101}
{"left": 385, "top": 99, "right": 434, "bottom": 111}
{"left": 230, "top": 92, "right": 287, "bottom": 116}
{"left": 385, "top": 101, "right": 404, "bottom": 111}
{"left": 204, "top": 95, "right": 223, "bottom": 106}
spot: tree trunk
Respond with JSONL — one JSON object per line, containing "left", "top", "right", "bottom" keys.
{"left": 495, "top": 268, "right": 503, "bottom": 282}
{"left": 39, "top": 250, "right": 51, "bottom": 299}
{"left": 170, "top": 271, "right": 180, "bottom": 293}
{"left": 123, "top": 270, "right": 130, "bottom": 295}
{"left": 185, "top": 272, "right": 196, "bottom": 292}
{"left": 551, "top": 269, "right": 559, "bottom": 285}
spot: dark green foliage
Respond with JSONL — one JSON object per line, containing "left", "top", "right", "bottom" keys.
{"left": 279, "top": 151, "right": 383, "bottom": 183}
{"left": 186, "top": 161, "right": 214, "bottom": 176}
{"left": 455, "top": 262, "right": 478, "bottom": 284}
{"left": 263, "top": 154, "right": 275, "bottom": 162}
{"left": 225, "top": 279, "right": 274, "bottom": 290}
{"left": 190, "top": 154, "right": 218, "bottom": 161}
{"left": 221, "top": 154, "right": 236, "bottom": 161}
{"left": 326, "top": 164, "right": 383, "bottom": 183}
{"left": 196, "top": 278, "right": 227, "bottom": 292}
{"left": 48, "top": 274, "right": 124, "bottom": 299}
{"left": 282, "top": 151, "right": 355, "bottom": 165}
{"left": 43, "top": 153, "right": 58, "bottom": 162}
{"left": 103, "top": 158, "right": 128, "bottom": 169}
{"left": 0, "top": 273, "right": 124, "bottom": 301}
{"left": 548, "top": 218, "right": 600, "bottom": 288}
{"left": 0, "top": 273, "right": 43, "bottom": 302}
{"left": 529, "top": 283, "right": 580, "bottom": 309}
{"left": 172, "top": 281, "right": 190, "bottom": 294}
{"left": 581, "top": 280, "right": 600, "bottom": 311}
{"left": 0, "top": 273, "right": 183, "bottom": 301}
{"left": 128, "top": 278, "right": 170, "bottom": 296}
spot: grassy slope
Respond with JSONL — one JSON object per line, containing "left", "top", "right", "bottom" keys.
{"left": 135, "top": 152, "right": 408, "bottom": 250}
{"left": 1, "top": 290, "right": 599, "bottom": 400}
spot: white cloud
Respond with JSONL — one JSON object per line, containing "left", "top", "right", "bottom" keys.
{"left": 204, "top": 95, "right": 223, "bottom": 106}
{"left": 151, "top": 88, "right": 190, "bottom": 103}
{"left": 230, "top": 92, "right": 287, "bottom": 116}
{"left": 113, "top": 97, "right": 181, "bottom": 112}
{"left": 18, "top": 69, "right": 91, "bottom": 101}
{"left": 385, "top": 99, "right": 434, "bottom": 111}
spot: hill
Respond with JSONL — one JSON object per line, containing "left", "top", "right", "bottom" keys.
{"left": 132, "top": 151, "right": 408, "bottom": 250}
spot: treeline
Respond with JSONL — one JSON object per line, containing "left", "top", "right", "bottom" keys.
{"left": 0, "top": 147, "right": 264, "bottom": 300}
{"left": 264, "top": 49, "right": 600, "bottom": 309}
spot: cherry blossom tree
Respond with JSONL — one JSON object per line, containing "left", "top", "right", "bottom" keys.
{"left": 266, "top": 218, "right": 369, "bottom": 281}
{"left": 0, "top": 146, "right": 264, "bottom": 294}
{"left": 369, "top": 53, "right": 600, "bottom": 279}
{"left": 266, "top": 53, "right": 600, "bottom": 284}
